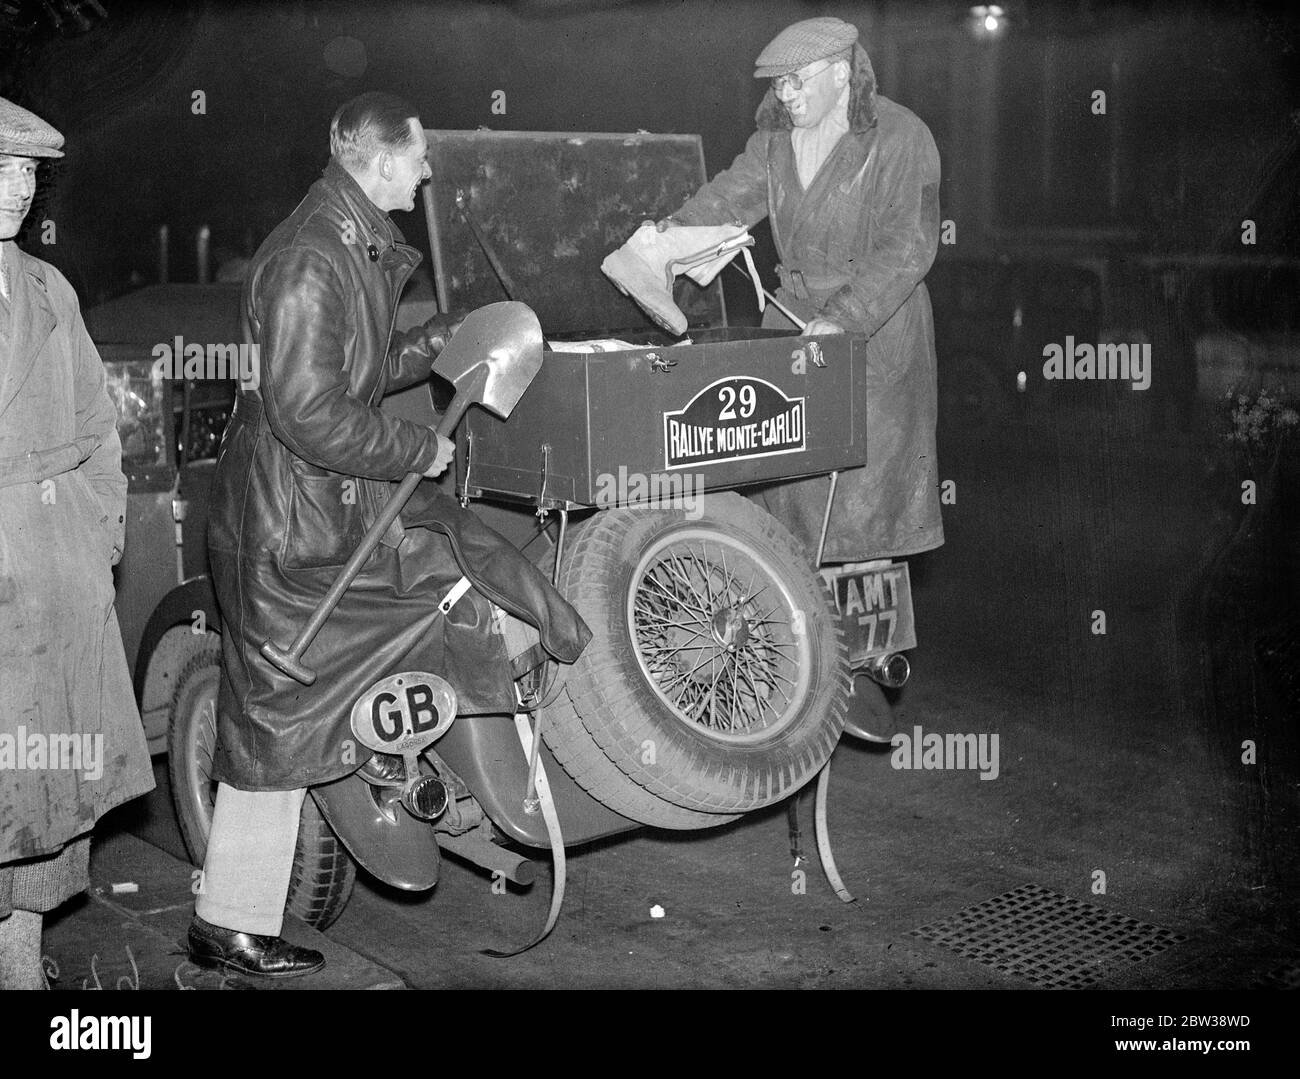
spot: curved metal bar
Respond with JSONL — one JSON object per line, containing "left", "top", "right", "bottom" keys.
{"left": 482, "top": 712, "right": 566, "bottom": 956}
{"left": 814, "top": 758, "right": 855, "bottom": 903}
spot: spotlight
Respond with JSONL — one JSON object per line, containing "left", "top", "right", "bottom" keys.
{"left": 970, "top": 4, "right": 1007, "bottom": 38}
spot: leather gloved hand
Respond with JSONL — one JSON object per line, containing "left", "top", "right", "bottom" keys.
{"left": 421, "top": 312, "right": 463, "bottom": 358}
{"left": 423, "top": 313, "right": 466, "bottom": 415}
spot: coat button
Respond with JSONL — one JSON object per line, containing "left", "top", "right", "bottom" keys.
{"left": 367, "top": 243, "right": 379, "bottom": 261}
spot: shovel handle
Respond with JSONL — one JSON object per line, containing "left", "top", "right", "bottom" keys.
{"left": 260, "top": 392, "right": 473, "bottom": 685}
{"left": 726, "top": 260, "right": 807, "bottom": 331}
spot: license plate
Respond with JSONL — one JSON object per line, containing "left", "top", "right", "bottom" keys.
{"left": 349, "top": 672, "right": 458, "bottom": 755}
{"left": 822, "top": 562, "right": 916, "bottom": 664}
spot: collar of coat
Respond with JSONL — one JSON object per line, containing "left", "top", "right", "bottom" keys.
{"left": 319, "top": 157, "right": 410, "bottom": 256}
{"left": 0, "top": 240, "right": 57, "bottom": 423}
{"left": 754, "top": 41, "right": 878, "bottom": 134}
{"left": 1, "top": 239, "right": 51, "bottom": 292}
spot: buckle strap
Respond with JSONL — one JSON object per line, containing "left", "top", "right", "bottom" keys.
{"left": 777, "top": 264, "right": 810, "bottom": 300}
{"left": 776, "top": 264, "right": 852, "bottom": 299}
{"left": 0, "top": 435, "right": 99, "bottom": 490}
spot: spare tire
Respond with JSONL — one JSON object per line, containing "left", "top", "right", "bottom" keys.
{"left": 543, "top": 493, "right": 848, "bottom": 817}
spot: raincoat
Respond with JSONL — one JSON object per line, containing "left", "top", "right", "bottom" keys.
{"left": 0, "top": 243, "right": 154, "bottom": 862}
{"left": 670, "top": 44, "right": 944, "bottom": 560}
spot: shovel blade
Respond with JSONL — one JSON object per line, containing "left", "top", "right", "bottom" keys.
{"left": 431, "top": 300, "right": 544, "bottom": 420}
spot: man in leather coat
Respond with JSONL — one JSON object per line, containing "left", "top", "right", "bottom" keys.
{"left": 189, "top": 93, "right": 590, "bottom": 977}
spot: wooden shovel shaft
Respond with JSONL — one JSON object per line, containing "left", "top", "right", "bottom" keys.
{"left": 727, "top": 260, "right": 807, "bottom": 331}
{"left": 260, "top": 392, "right": 472, "bottom": 685}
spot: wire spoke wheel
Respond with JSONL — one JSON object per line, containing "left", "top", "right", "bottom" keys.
{"left": 631, "top": 530, "right": 811, "bottom": 745}
{"left": 541, "top": 494, "right": 849, "bottom": 817}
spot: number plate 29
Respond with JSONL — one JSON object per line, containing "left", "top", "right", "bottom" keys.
{"left": 663, "top": 376, "right": 805, "bottom": 470}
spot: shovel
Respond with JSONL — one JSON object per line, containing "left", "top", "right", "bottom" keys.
{"left": 261, "top": 300, "right": 545, "bottom": 685}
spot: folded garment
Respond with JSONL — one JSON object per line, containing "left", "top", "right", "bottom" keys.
{"left": 601, "top": 222, "right": 752, "bottom": 336}
{"left": 661, "top": 225, "right": 752, "bottom": 287}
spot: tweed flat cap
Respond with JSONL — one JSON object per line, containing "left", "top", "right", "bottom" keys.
{"left": 0, "top": 97, "right": 65, "bottom": 158}
{"left": 753, "top": 17, "right": 859, "bottom": 78}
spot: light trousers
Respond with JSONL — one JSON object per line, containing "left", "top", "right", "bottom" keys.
{"left": 195, "top": 783, "right": 305, "bottom": 937}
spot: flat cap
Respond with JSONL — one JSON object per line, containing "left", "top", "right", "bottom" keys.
{"left": 753, "top": 17, "right": 859, "bottom": 78}
{"left": 0, "top": 97, "right": 65, "bottom": 158}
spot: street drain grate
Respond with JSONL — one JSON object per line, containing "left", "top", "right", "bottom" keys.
{"left": 910, "top": 883, "right": 1187, "bottom": 989}
{"left": 1252, "top": 960, "right": 1300, "bottom": 990}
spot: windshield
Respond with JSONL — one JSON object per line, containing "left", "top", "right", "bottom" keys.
{"left": 100, "top": 350, "right": 169, "bottom": 472}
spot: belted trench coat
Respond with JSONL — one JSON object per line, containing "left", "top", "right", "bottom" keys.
{"left": 0, "top": 242, "right": 154, "bottom": 863}
{"left": 670, "top": 45, "right": 944, "bottom": 561}
{"left": 208, "top": 162, "right": 590, "bottom": 791}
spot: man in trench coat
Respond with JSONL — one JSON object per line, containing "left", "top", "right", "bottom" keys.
{"left": 190, "top": 92, "right": 590, "bottom": 978}
{"left": 664, "top": 16, "right": 944, "bottom": 562}
{"left": 0, "top": 99, "right": 154, "bottom": 989}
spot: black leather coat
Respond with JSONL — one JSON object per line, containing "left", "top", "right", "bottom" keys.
{"left": 207, "top": 161, "right": 590, "bottom": 791}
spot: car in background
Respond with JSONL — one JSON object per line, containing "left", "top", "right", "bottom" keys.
{"left": 87, "top": 284, "right": 239, "bottom": 756}
{"left": 926, "top": 247, "right": 1190, "bottom": 435}
{"left": 927, "top": 248, "right": 1300, "bottom": 437}
{"left": 86, "top": 282, "right": 441, "bottom": 756}
{"left": 1161, "top": 257, "right": 1300, "bottom": 402}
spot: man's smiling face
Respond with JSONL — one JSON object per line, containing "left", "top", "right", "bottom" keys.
{"left": 0, "top": 153, "right": 37, "bottom": 240}
{"left": 376, "top": 119, "right": 431, "bottom": 214}
{"left": 774, "top": 58, "right": 849, "bottom": 128}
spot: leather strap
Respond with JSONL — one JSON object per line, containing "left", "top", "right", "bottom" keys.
{"left": 437, "top": 575, "right": 472, "bottom": 615}
{"left": 508, "top": 641, "right": 550, "bottom": 681}
{"left": 776, "top": 264, "right": 851, "bottom": 300}
{"left": 482, "top": 712, "right": 565, "bottom": 957}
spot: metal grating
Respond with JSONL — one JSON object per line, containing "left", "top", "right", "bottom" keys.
{"left": 910, "top": 883, "right": 1187, "bottom": 989}
{"left": 1252, "top": 960, "right": 1300, "bottom": 990}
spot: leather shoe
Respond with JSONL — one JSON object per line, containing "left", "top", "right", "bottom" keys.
{"left": 187, "top": 916, "right": 325, "bottom": 979}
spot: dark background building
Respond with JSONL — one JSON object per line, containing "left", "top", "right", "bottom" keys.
{"left": 3, "top": 0, "right": 1296, "bottom": 300}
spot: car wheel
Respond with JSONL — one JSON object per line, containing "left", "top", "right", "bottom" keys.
{"left": 166, "top": 648, "right": 357, "bottom": 930}
{"left": 543, "top": 494, "right": 849, "bottom": 817}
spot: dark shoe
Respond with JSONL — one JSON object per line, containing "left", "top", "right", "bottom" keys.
{"left": 187, "top": 916, "right": 325, "bottom": 979}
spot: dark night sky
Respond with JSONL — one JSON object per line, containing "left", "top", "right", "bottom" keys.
{"left": 3, "top": 0, "right": 1298, "bottom": 305}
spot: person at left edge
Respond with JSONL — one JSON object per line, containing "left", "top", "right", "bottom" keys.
{"left": 0, "top": 97, "right": 155, "bottom": 989}
{"left": 189, "top": 93, "right": 591, "bottom": 979}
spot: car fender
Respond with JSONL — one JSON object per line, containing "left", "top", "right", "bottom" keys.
{"left": 133, "top": 576, "right": 222, "bottom": 752}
